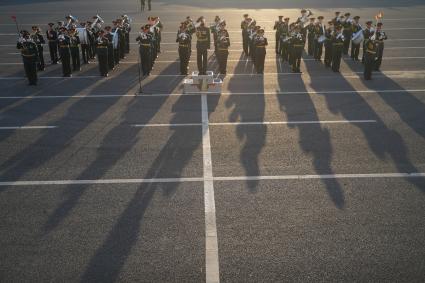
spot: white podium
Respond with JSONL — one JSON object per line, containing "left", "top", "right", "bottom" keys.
{"left": 183, "top": 71, "right": 223, "bottom": 94}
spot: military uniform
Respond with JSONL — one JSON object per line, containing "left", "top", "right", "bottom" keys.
{"left": 362, "top": 22, "right": 374, "bottom": 63}
{"left": 17, "top": 33, "right": 39, "bottom": 85}
{"left": 137, "top": 27, "right": 153, "bottom": 76}
{"left": 374, "top": 24, "right": 387, "bottom": 71}
{"left": 350, "top": 17, "right": 362, "bottom": 61}
{"left": 306, "top": 19, "right": 316, "bottom": 56}
{"left": 290, "top": 29, "right": 305, "bottom": 73}
{"left": 80, "top": 23, "right": 91, "bottom": 64}
{"left": 342, "top": 13, "right": 352, "bottom": 55}
{"left": 241, "top": 15, "right": 250, "bottom": 55}
{"left": 324, "top": 23, "right": 333, "bottom": 68}
{"left": 58, "top": 29, "right": 72, "bottom": 77}
{"left": 254, "top": 31, "right": 267, "bottom": 74}
{"left": 313, "top": 18, "right": 325, "bottom": 61}
{"left": 364, "top": 37, "right": 378, "bottom": 80}
{"left": 69, "top": 29, "right": 81, "bottom": 72}
{"left": 104, "top": 27, "right": 115, "bottom": 70}
{"left": 216, "top": 27, "right": 230, "bottom": 74}
{"left": 195, "top": 21, "right": 211, "bottom": 75}
{"left": 280, "top": 19, "right": 290, "bottom": 62}
{"left": 46, "top": 23, "right": 58, "bottom": 64}
{"left": 331, "top": 28, "right": 345, "bottom": 72}
{"left": 273, "top": 17, "right": 284, "bottom": 54}
{"left": 31, "top": 27, "right": 45, "bottom": 71}
{"left": 96, "top": 32, "right": 109, "bottom": 77}
{"left": 177, "top": 25, "right": 192, "bottom": 75}
{"left": 112, "top": 23, "right": 121, "bottom": 65}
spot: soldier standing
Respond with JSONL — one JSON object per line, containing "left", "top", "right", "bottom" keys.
{"left": 254, "top": 28, "right": 267, "bottom": 74}
{"left": 306, "top": 17, "right": 316, "bottom": 56}
{"left": 363, "top": 32, "right": 378, "bottom": 80}
{"left": 79, "top": 22, "right": 90, "bottom": 64}
{"left": 313, "top": 16, "right": 325, "bottom": 61}
{"left": 69, "top": 27, "right": 81, "bottom": 72}
{"left": 291, "top": 25, "right": 305, "bottom": 73}
{"left": 273, "top": 16, "right": 284, "bottom": 54}
{"left": 331, "top": 25, "right": 345, "bottom": 72}
{"left": 342, "top": 13, "right": 352, "bottom": 55}
{"left": 362, "top": 20, "right": 374, "bottom": 63}
{"left": 211, "top": 16, "right": 220, "bottom": 54}
{"left": 58, "top": 27, "right": 72, "bottom": 77}
{"left": 241, "top": 14, "right": 250, "bottom": 55}
{"left": 195, "top": 17, "right": 211, "bottom": 75}
{"left": 96, "top": 30, "right": 109, "bottom": 77}
{"left": 216, "top": 21, "right": 230, "bottom": 75}
{"left": 46, "top": 23, "right": 58, "bottom": 64}
{"left": 350, "top": 16, "right": 361, "bottom": 61}
{"left": 176, "top": 22, "right": 191, "bottom": 75}
{"left": 374, "top": 22, "right": 387, "bottom": 71}
{"left": 17, "top": 31, "right": 39, "bottom": 85}
{"left": 280, "top": 17, "right": 290, "bottom": 62}
{"left": 112, "top": 20, "right": 121, "bottom": 65}
{"left": 31, "top": 26, "right": 45, "bottom": 71}
{"left": 104, "top": 26, "right": 115, "bottom": 71}
{"left": 324, "top": 21, "right": 334, "bottom": 68}
{"left": 136, "top": 25, "right": 153, "bottom": 76}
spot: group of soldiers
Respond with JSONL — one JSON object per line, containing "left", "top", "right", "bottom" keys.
{"left": 174, "top": 16, "right": 230, "bottom": 76}
{"left": 135, "top": 17, "right": 163, "bottom": 76}
{"left": 17, "top": 14, "right": 132, "bottom": 85}
{"left": 240, "top": 14, "right": 269, "bottom": 74}
{"left": 271, "top": 10, "right": 388, "bottom": 79}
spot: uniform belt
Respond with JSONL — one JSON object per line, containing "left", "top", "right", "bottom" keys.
{"left": 366, "top": 50, "right": 376, "bottom": 54}
{"left": 48, "top": 39, "right": 57, "bottom": 42}
{"left": 97, "top": 46, "right": 107, "bottom": 48}
{"left": 256, "top": 46, "right": 265, "bottom": 48}
{"left": 293, "top": 44, "right": 304, "bottom": 47}
{"left": 140, "top": 44, "right": 151, "bottom": 47}
{"left": 59, "top": 45, "right": 69, "bottom": 48}
{"left": 197, "top": 39, "right": 208, "bottom": 41}
{"left": 21, "top": 54, "right": 36, "bottom": 57}
{"left": 218, "top": 48, "right": 228, "bottom": 51}
{"left": 179, "top": 44, "right": 189, "bottom": 47}
{"left": 333, "top": 43, "right": 344, "bottom": 46}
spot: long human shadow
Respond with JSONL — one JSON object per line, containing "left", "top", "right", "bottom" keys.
{"left": 345, "top": 63, "right": 425, "bottom": 140}
{"left": 0, "top": 67, "right": 99, "bottom": 143}
{"left": 226, "top": 53, "right": 266, "bottom": 192}
{"left": 43, "top": 61, "right": 182, "bottom": 232}
{"left": 304, "top": 59, "right": 424, "bottom": 192}
{"left": 80, "top": 88, "right": 220, "bottom": 283}
{"left": 276, "top": 69, "right": 345, "bottom": 208}
{"left": 0, "top": 65, "right": 140, "bottom": 193}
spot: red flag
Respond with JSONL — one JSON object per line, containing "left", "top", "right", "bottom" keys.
{"left": 11, "top": 15, "right": 17, "bottom": 20}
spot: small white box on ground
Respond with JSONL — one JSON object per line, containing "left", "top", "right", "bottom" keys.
{"left": 183, "top": 71, "right": 223, "bottom": 94}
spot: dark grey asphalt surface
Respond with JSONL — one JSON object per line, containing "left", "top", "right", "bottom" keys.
{"left": 0, "top": 0, "right": 424, "bottom": 282}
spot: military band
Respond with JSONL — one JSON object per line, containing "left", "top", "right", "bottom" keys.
{"left": 15, "top": 10, "right": 388, "bottom": 86}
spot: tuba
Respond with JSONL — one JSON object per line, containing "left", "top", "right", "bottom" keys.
{"left": 65, "top": 14, "right": 78, "bottom": 29}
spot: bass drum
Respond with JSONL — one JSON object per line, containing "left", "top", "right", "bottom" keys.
{"left": 352, "top": 30, "right": 364, "bottom": 45}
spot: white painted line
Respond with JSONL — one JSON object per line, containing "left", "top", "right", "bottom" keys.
{"left": 214, "top": 173, "right": 425, "bottom": 181}
{"left": 0, "top": 177, "right": 204, "bottom": 186}
{"left": 210, "top": 120, "right": 377, "bottom": 126}
{"left": 0, "top": 125, "right": 57, "bottom": 130}
{"left": 201, "top": 93, "right": 220, "bottom": 283}
{"left": 1, "top": 173, "right": 424, "bottom": 187}
{"left": 133, "top": 123, "right": 201, "bottom": 127}
{"left": 0, "top": 89, "right": 424, "bottom": 99}
{"left": 132, "top": 120, "right": 377, "bottom": 127}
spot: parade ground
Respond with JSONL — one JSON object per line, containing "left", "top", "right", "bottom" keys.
{"left": 0, "top": 0, "right": 424, "bottom": 282}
